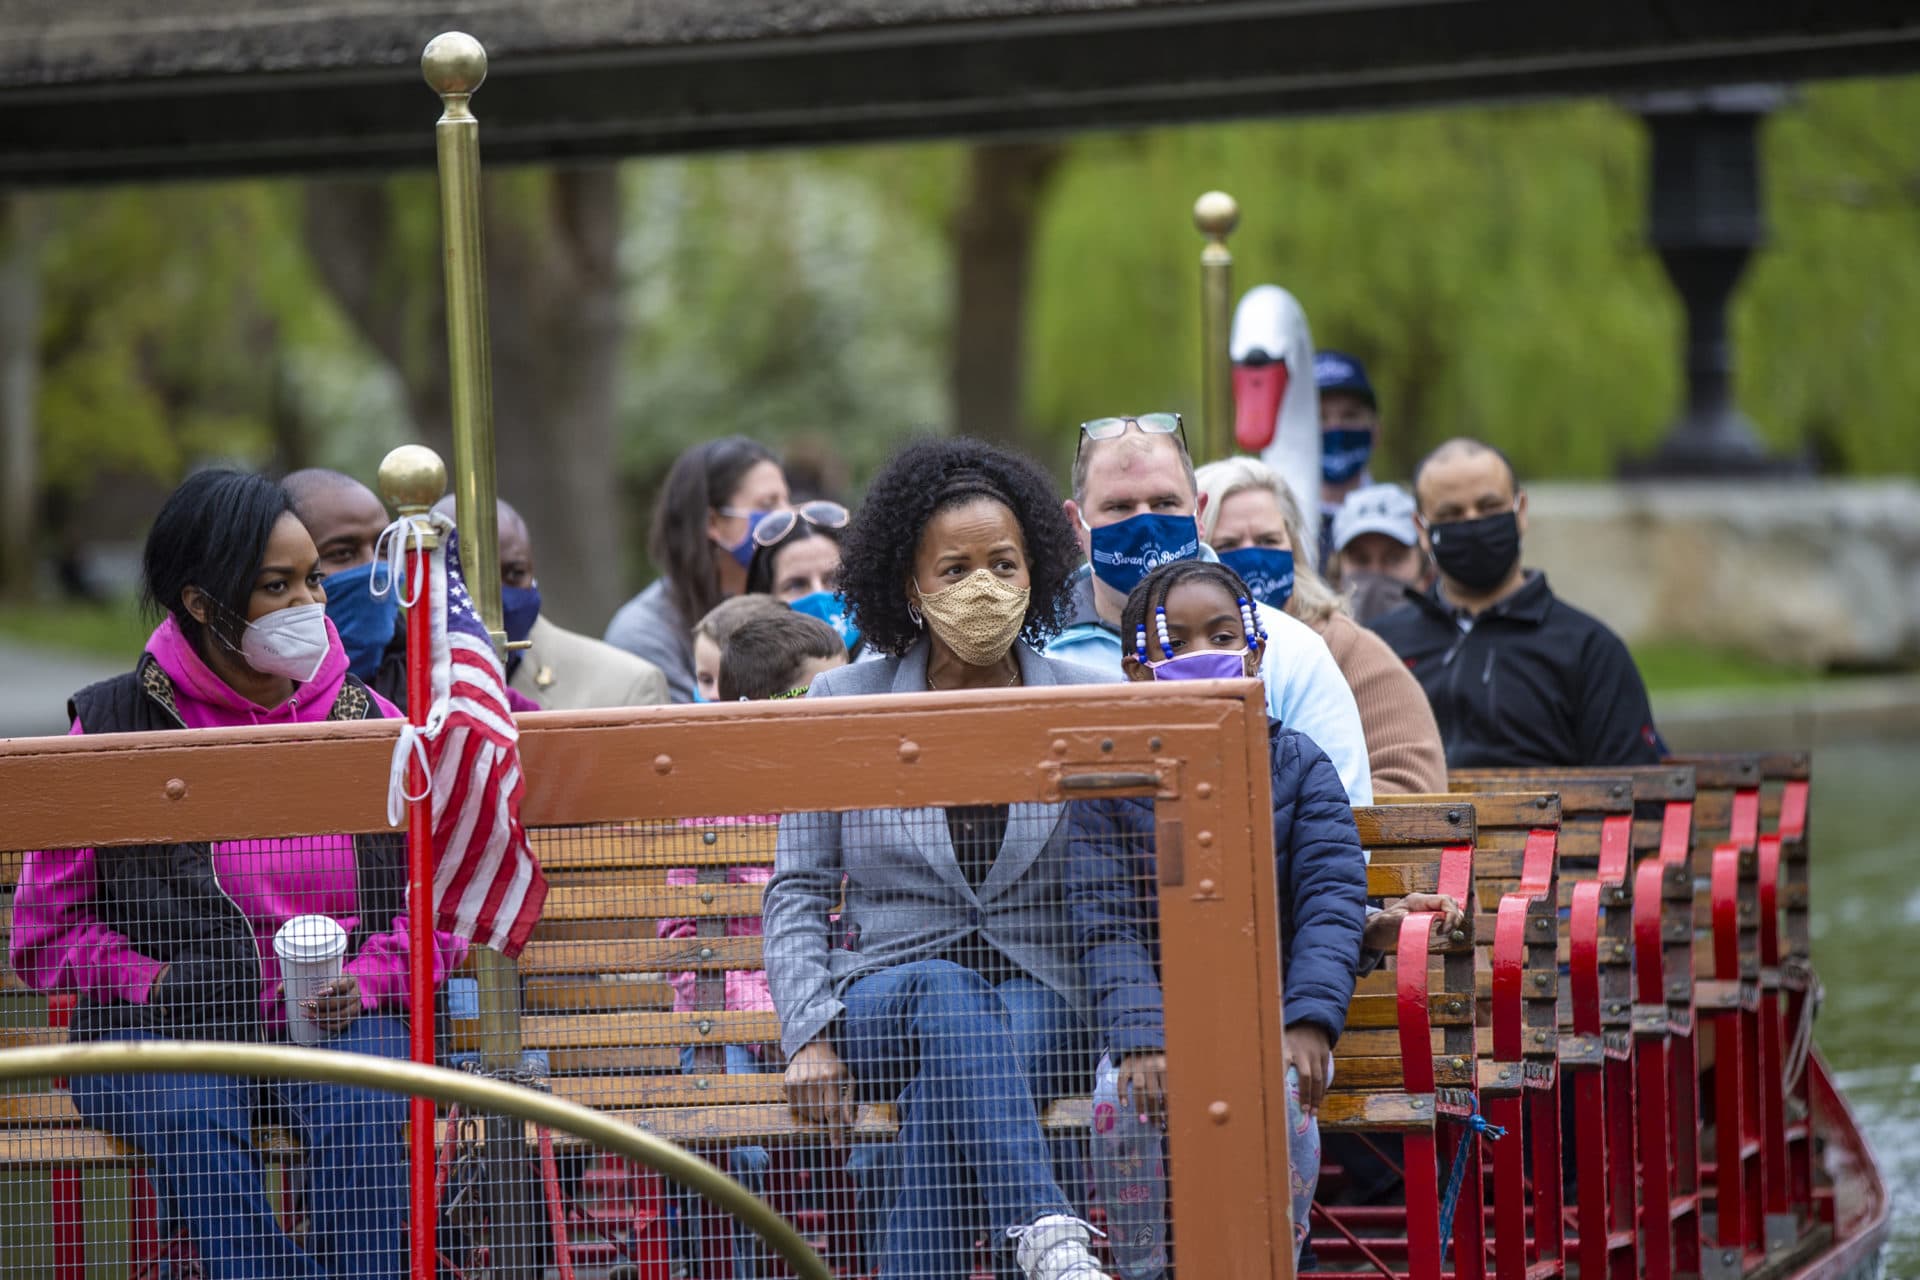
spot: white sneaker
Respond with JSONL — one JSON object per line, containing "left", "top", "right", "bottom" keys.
{"left": 1010, "top": 1214, "right": 1112, "bottom": 1280}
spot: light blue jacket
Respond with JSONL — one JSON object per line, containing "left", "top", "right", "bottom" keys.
{"left": 1044, "top": 565, "right": 1374, "bottom": 805}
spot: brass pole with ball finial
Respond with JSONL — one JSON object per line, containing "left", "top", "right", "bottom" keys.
{"left": 421, "top": 31, "right": 503, "bottom": 648}
{"left": 1194, "top": 191, "right": 1240, "bottom": 462}
{"left": 420, "top": 35, "right": 535, "bottom": 1275}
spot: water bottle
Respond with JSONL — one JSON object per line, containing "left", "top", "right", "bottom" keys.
{"left": 1091, "top": 1054, "right": 1168, "bottom": 1280}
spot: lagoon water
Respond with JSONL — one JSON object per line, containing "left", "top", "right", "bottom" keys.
{"left": 1808, "top": 735, "right": 1920, "bottom": 1274}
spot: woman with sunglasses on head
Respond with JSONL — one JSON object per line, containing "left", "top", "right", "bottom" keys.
{"left": 744, "top": 501, "right": 864, "bottom": 657}
{"left": 763, "top": 438, "right": 1117, "bottom": 1280}
{"left": 605, "top": 436, "right": 789, "bottom": 703}
{"left": 11, "top": 470, "right": 469, "bottom": 1280}
{"left": 1065, "top": 558, "right": 1368, "bottom": 1271}
{"left": 1194, "top": 454, "right": 1447, "bottom": 798}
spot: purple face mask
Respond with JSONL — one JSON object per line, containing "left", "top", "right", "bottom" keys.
{"left": 1144, "top": 649, "right": 1253, "bottom": 681}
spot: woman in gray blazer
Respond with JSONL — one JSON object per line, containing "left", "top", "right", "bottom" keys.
{"left": 764, "top": 438, "right": 1113, "bottom": 1280}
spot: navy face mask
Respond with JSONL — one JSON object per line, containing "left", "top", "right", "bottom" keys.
{"left": 1321, "top": 428, "right": 1374, "bottom": 484}
{"left": 1218, "top": 546, "right": 1295, "bottom": 611}
{"left": 321, "top": 561, "right": 399, "bottom": 680}
{"left": 1086, "top": 512, "right": 1201, "bottom": 596}
{"left": 789, "top": 590, "right": 861, "bottom": 654}
{"left": 502, "top": 583, "right": 542, "bottom": 646}
{"left": 720, "top": 511, "right": 770, "bottom": 569}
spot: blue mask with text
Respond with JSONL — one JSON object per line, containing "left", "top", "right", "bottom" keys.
{"left": 1086, "top": 512, "right": 1201, "bottom": 596}
{"left": 1218, "top": 547, "right": 1295, "bottom": 611}
{"left": 789, "top": 590, "right": 861, "bottom": 654}
{"left": 1321, "top": 428, "right": 1374, "bottom": 484}
{"left": 322, "top": 561, "right": 398, "bottom": 680}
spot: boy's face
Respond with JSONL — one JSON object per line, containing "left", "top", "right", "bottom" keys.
{"left": 693, "top": 633, "right": 722, "bottom": 701}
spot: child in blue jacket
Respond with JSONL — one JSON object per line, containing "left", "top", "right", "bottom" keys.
{"left": 1066, "top": 559, "right": 1368, "bottom": 1270}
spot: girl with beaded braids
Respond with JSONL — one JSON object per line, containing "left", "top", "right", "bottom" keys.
{"left": 763, "top": 438, "right": 1118, "bottom": 1280}
{"left": 1065, "top": 559, "right": 1368, "bottom": 1268}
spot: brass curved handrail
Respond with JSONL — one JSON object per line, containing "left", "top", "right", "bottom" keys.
{"left": 0, "top": 1040, "right": 832, "bottom": 1280}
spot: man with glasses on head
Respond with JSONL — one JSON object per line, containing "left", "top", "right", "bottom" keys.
{"left": 1046, "top": 413, "right": 1373, "bottom": 804}
{"left": 1371, "top": 437, "right": 1665, "bottom": 768}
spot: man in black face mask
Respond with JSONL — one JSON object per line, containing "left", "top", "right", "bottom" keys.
{"left": 1369, "top": 438, "right": 1665, "bottom": 769}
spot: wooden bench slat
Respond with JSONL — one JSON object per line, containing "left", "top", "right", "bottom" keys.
{"left": 520, "top": 1009, "right": 783, "bottom": 1050}
{"left": 1317, "top": 1091, "right": 1437, "bottom": 1132}
{"left": 527, "top": 825, "right": 776, "bottom": 870}
{"left": 540, "top": 883, "right": 764, "bottom": 922}
{"left": 519, "top": 936, "right": 763, "bottom": 975}
{"left": 1353, "top": 804, "right": 1473, "bottom": 845}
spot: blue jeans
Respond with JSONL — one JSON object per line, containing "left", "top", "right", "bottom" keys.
{"left": 676, "top": 1044, "right": 774, "bottom": 1279}
{"left": 69, "top": 1015, "right": 410, "bottom": 1280}
{"left": 836, "top": 960, "right": 1084, "bottom": 1280}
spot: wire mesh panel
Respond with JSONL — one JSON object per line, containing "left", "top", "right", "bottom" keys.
{"left": 0, "top": 682, "right": 1295, "bottom": 1280}
{"left": 1, "top": 828, "right": 430, "bottom": 1280}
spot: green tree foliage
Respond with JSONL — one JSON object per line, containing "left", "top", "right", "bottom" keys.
{"left": 615, "top": 147, "right": 956, "bottom": 494}
{"left": 35, "top": 183, "right": 357, "bottom": 499}
{"left": 1028, "top": 77, "right": 1920, "bottom": 483}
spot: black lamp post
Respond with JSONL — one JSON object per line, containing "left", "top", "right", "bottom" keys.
{"left": 1625, "top": 84, "right": 1800, "bottom": 477}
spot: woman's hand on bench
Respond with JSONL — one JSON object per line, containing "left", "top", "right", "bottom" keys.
{"left": 1362, "top": 893, "right": 1466, "bottom": 953}
{"left": 785, "top": 1038, "right": 857, "bottom": 1135}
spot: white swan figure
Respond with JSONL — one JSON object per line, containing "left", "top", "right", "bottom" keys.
{"left": 1230, "top": 284, "right": 1322, "bottom": 567}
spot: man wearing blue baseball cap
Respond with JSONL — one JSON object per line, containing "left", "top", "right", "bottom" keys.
{"left": 1313, "top": 350, "right": 1380, "bottom": 569}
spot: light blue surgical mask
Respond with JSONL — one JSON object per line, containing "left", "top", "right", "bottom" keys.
{"left": 789, "top": 590, "right": 861, "bottom": 654}
{"left": 1085, "top": 511, "right": 1201, "bottom": 596}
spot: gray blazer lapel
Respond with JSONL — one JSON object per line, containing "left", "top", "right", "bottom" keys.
{"left": 903, "top": 804, "right": 974, "bottom": 901}
{"left": 889, "top": 641, "right": 932, "bottom": 695}
{"left": 978, "top": 801, "right": 1064, "bottom": 901}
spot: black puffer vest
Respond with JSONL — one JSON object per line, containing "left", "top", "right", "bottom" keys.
{"left": 64, "top": 654, "right": 405, "bottom": 1043}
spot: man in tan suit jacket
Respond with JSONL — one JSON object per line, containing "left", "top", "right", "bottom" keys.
{"left": 437, "top": 495, "right": 671, "bottom": 711}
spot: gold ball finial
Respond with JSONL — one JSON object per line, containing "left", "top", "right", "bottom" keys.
{"left": 422, "top": 31, "right": 488, "bottom": 97}
{"left": 1193, "top": 190, "right": 1240, "bottom": 238}
{"left": 378, "top": 445, "right": 448, "bottom": 515}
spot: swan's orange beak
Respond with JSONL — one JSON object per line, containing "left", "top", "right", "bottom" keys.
{"left": 1233, "top": 357, "right": 1289, "bottom": 452}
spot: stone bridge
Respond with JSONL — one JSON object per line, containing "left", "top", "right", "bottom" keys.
{"left": 0, "top": 0, "right": 1916, "bottom": 183}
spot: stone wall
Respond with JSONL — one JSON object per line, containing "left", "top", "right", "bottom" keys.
{"left": 1522, "top": 480, "right": 1920, "bottom": 670}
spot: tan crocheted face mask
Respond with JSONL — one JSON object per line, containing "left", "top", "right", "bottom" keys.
{"left": 912, "top": 569, "right": 1031, "bottom": 667}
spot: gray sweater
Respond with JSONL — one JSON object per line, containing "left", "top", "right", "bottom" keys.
{"left": 602, "top": 578, "right": 696, "bottom": 704}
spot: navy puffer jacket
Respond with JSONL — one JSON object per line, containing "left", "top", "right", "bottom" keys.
{"left": 1066, "top": 720, "right": 1367, "bottom": 1056}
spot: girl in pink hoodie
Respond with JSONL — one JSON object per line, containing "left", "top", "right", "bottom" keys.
{"left": 10, "top": 471, "right": 467, "bottom": 1280}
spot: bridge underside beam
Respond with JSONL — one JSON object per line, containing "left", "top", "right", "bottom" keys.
{"left": 1, "top": 0, "right": 1917, "bottom": 185}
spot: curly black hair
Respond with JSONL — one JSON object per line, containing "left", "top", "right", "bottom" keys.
{"left": 1120, "top": 560, "right": 1263, "bottom": 660}
{"left": 839, "top": 437, "right": 1083, "bottom": 658}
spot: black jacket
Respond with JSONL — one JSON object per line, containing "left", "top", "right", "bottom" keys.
{"left": 1368, "top": 572, "right": 1665, "bottom": 770}
{"left": 63, "top": 655, "right": 404, "bottom": 1042}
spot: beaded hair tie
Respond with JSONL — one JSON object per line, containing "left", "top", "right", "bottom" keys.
{"left": 1237, "top": 595, "right": 1268, "bottom": 650}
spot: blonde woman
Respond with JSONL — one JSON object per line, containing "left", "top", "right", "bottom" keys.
{"left": 1195, "top": 455, "right": 1447, "bottom": 796}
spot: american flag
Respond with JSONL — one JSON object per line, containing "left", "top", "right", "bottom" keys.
{"left": 411, "top": 523, "right": 547, "bottom": 957}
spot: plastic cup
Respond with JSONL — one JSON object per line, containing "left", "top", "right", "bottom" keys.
{"left": 274, "top": 914, "right": 348, "bottom": 1046}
